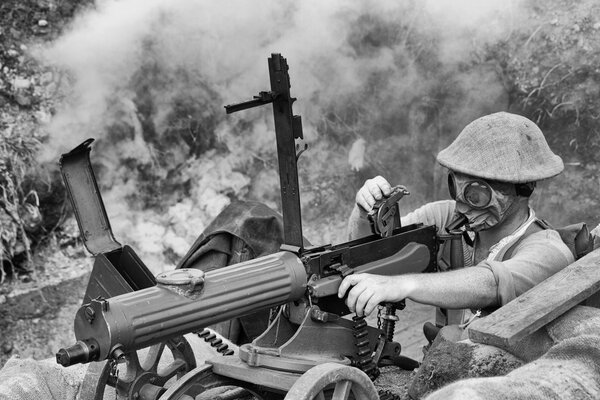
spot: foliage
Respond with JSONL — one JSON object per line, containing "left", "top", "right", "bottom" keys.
{"left": 0, "top": 128, "right": 42, "bottom": 281}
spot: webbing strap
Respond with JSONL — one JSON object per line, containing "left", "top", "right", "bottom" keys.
{"left": 502, "top": 219, "right": 547, "bottom": 261}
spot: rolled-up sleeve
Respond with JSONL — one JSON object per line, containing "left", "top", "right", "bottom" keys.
{"left": 401, "top": 200, "right": 456, "bottom": 235}
{"left": 477, "top": 230, "right": 574, "bottom": 306}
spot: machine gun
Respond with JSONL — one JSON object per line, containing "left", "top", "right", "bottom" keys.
{"left": 56, "top": 54, "right": 438, "bottom": 400}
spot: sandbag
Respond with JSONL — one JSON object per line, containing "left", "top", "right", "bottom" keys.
{"left": 0, "top": 356, "right": 86, "bottom": 400}
{"left": 177, "top": 200, "right": 287, "bottom": 269}
{"left": 424, "top": 335, "right": 600, "bottom": 400}
{"left": 423, "top": 306, "right": 600, "bottom": 399}
{"left": 177, "top": 200, "right": 288, "bottom": 343}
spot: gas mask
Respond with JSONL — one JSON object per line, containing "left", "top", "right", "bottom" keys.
{"left": 447, "top": 171, "right": 517, "bottom": 232}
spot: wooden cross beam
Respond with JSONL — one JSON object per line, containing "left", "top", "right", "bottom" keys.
{"left": 468, "top": 248, "right": 600, "bottom": 350}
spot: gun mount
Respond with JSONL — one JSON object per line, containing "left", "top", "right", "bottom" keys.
{"left": 57, "top": 54, "right": 438, "bottom": 400}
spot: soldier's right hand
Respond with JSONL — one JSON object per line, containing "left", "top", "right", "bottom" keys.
{"left": 355, "top": 176, "right": 393, "bottom": 212}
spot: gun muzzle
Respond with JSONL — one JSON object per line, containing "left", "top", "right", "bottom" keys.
{"left": 56, "top": 339, "right": 100, "bottom": 367}
{"left": 58, "top": 251, "right": 307, "bottom": 366}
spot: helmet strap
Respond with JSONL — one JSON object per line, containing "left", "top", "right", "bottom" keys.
{"left": 515, "top": 182, "right": 536, "bottom": 197}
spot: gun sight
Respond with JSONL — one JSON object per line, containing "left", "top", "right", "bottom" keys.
{"left": 225, "top": 91, "right": 277, "bottom": 114}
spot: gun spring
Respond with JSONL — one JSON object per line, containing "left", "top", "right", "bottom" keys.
{"left": 379, "top": 304, "right": 399, "bottom": 342}
{"left": 197, "top": 329, "right": 235, "bottom": 356}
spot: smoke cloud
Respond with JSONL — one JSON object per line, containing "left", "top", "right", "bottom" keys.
{"left": 38, "top": 0, "right": 526, "bottom": 271}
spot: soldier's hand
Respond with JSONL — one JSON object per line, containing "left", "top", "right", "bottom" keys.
{"left": 338, "top": 273, "right": 401, "bottom": 317}
{"left": 355, "top": 176, "right": 393, "bottom": 212}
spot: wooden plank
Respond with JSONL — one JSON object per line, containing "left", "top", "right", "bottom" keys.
{"left": 468, "top": 248, "right": 600, "bottom": 350}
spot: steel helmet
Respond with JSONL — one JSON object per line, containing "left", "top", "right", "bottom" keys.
{"left": 436, "top": 112, "right": 564, "bottom": 183}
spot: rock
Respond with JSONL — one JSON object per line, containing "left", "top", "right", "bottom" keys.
{"left": 32, "top": 26, "right": 50, "bottom": 36}
{"left": 36, "top": 0, "right": 51, "bottom": 10}
{"left": 64, "top": 245, "right": 79, "bottom": 257}
{"left": 14, "top": 93, "right": 32, "bottom": 107}
{"left": 34, "top": 110, "right": 52, "bottom": 124}
{"left": 13, "top": 78, "right": 31, "bottom": 90}
{"left": 38, "top": 20, "right": 48, "bottom": 27}
{"left": 39, "top": 71, "right": 54, "bottom": 86}
{"left": 1, "top": 342, "right": 13, "bottom": 354}
{"left": 45, "top": 82, "right": 57, "bottom": 95}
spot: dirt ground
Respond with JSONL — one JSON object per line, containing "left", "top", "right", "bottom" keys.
{"left": 0, "top": 244, "right": 91, "bottom": 367}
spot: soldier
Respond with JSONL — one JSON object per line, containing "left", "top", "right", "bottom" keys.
{"left": 339, "top": 112, "right": 574, "bottom": 337}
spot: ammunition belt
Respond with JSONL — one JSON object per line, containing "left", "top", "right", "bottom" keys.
{"left": 197, "top": 329, "right": 235, "bottom": 356}
{"left": 351, "top": 315, "right": 380, "bottom": 380}
{"left": 330, "top": 263, "right": 380, "bottom": 380}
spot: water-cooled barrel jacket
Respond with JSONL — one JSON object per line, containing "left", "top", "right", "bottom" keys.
{"left": 347, "top": 200, "right": 574, "bottom": 310}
